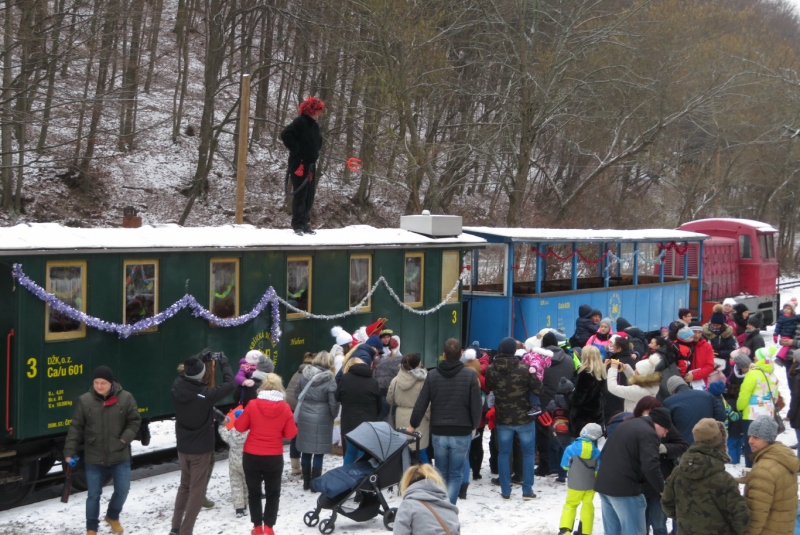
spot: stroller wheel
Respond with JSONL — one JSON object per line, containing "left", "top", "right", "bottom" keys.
{"left": 319, "top": 518, "right": 335, "bottom": 534}
{"left": 304, "top": 511, "right": 319, "bottom": 527}
{"left": 383, "top": 508, "right": 398, "bottom": 531}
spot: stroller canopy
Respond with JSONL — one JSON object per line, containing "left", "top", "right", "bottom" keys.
{"left": 345, "top": 422, "right": 410, "bottom": 463}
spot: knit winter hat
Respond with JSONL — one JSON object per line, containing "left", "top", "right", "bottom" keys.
{"left": 616, "top": 317, "right": 632, "bottom": 332}
{"left": 790, "top": 297, "right": 799, "bottom": 309}
{"left": 707, "top": 381, "right": 726, "bottom": 397}
{"left": 184, "top": 357, "right": 205, "bottom": 380}
{"left": 245, "top": 350, "right": 262, "bottom": 366}
{"left": 92, "top": 365, "right": 115, "bottom": 384}
{"left": 649, "top": 407, "right": 672, "bottom": 429}
{"left": 256, "top": 354, "right": 274, "bottom": 373}
{"left": 747, "top": 314, "right": 761, "bottom": 329}
{"left": 599, "top": 317, "right": 614, "bottom": 329}
{"left": 463, "top": 349, "right": 477, "bottom": 361}
{"left": 590, "top": 309, "right": 602, "bottom": 319}
{"left": 732, "top": 349, "right": 752, "bottom": 371}
{"left": 755, "top": 346, "right": 777, "bottom": 363}
{"left": 667, "top": 375, "right": 687, "bottom": 394}
{"left": 331, "top": 326, "right": 353, "bottom": 347}
{"left": 678, "top": 308, "right": 691, "bottom": 319}
{"left": 722, "top": 298, "right": 738, "bottom": 307}
{"left": 785, "top": 301, "right": 797, "bottom": 315}
{"left": 525, "top": 336, "right": 541, "bottom": 351}
{"left": 677, "top": 326, "right": 693, "bottom": 342}
{"left": 541, "top": 332, "right": 559, "bottom": 349}
{"left": 635, "top": 358, "right": 656, "bottom": 376}
{"left": 748, "top": 414, "right": 778, "bottom": 444}
{"left": 709, "top": 304, "right": 726, "bottom": 325}
{"left": 498, "top": 337, "right": 518, "bottom": 356}
{"left": 692, "top": 418, "right": 727, "bottom": 448}
{"left": 580, "top": 423, "right": 603, "bottom": 442}
{"left": 365, "top": 335, "right": 384, "bottom": 352}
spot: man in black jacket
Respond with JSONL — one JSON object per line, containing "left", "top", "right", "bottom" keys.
{"left": 485, "top": 337, "right": 542, "bottom": 500}
{"left": 280, "top": 96, "right": 324, "bottom": 235}
{"left": 537, "top": 332, "right": 576, "bottom": 477}
{"left": 408, "top": 338, "right": 482, "bottom": 505}
{"left": 594, "top": 407, "right": 671, "bottom": 535}
{"left": 170, "top": 351, "right": 235, "bottom": 535}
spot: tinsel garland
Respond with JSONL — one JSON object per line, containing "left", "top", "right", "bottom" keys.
{"left": 13, "top": 264, "right": 282, "bottom": 341}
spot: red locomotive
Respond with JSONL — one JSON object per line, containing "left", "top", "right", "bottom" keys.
{"left": 663, "top": 218, "right": 779, "bottom": 324}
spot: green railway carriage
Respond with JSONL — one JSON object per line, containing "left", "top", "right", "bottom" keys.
{"left": 0, "top": 218, "right": 483, "bottom": 507}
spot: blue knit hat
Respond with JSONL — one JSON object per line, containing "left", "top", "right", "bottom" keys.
{"left": 365, "top": 335, "right": 383, "bottom": 352}
{"left": 707, "top": 381, "right": 726, "bottom": 397}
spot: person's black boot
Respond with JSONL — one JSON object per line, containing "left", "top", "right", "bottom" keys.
{"left": 458, "top": 483, "right": 468, "bottom": 500}
{"left": 302, "top": 464, "right": 312, "bottom": 491}
{"left": 310, "top": 467, "right": 322, "bottom": 492}
{"left": 302, "top": 225, "right": 316, "bottom": 235}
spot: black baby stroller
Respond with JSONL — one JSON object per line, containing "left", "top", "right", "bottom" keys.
{"left": 303, "top": 422, "right": 419, "bottom": 534}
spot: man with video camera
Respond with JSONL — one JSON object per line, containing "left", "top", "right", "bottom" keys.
{"left": 169, "top": 349, "right": 235, "bottom": 535}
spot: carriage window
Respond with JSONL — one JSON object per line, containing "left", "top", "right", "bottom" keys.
{"left": 210, "top": 258, "right": 239, "bottom": 320}
{"left": 739, "top": 235, "right": 752, "bottom": 259}
{"left": 766, "top": 234, "right": 775, "bottom": 259}
{"left": 759, "top": 234, "right": 768, "bottom": 260}
{"left": 349, "top": 255, "right": 372, "bottom": 312}
{"left": 287, "top": 256, "right": 312, "bottom": 319}
{"left": 404, "top": 253, "right": 424, "bottom": 307}
{"left": 123, "top": 260, "right": 158, "bottom": 331}
{"left": 45, "top": 261, "right": 87, "bottom": 341}
{"left": 474, "top": 244, "right": 506, "bottom": 294}
{"left": 442, "top": 251, "right": 460, "bottom": 304}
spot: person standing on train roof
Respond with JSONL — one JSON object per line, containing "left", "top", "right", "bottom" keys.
{"left": 64, "top": 365, "right": 142, "bottom": 535}
{"left": 571, "top": 304, "right": 601, "bottom": 348}
{"left": 280, "top": 96, "right": 324, "bottom": 236}
{"left": 169, "top": 351, "right": 235, "bottom": 535}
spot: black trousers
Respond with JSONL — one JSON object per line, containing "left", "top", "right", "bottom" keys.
{"left": 469, "top": 428, "right": 484, "bottom": 477}
{"left": 290, "top": 167, "right": 317, "bottom": 229}
{"left": 489, "top": 428, "right": 522, "bottom": 477}
{"left": 535, "top": 420, "right": 550, "bottom": 475}
{"left": 243, "top": 452, "right": 283, "bottom": 528}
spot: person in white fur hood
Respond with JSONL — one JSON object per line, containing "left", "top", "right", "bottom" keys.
{"left": 330, "top": 326, "right": 354, "bottom": 375}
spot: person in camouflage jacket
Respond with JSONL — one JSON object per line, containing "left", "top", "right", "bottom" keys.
{"left": 662, "top": 418, "right": 749, "bottom": 535}
{"left": 485, "top": 337, "right": 542, "bottom": 499}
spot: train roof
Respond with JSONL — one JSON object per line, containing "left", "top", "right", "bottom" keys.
{"left": 0, "top": 223, "right": 487, "bottom": 254}
{"left": 463, "top": 226, "right": 708, "bottom": 244}
{"left": 682, "top": 218, "right": 778, "bottom": 233}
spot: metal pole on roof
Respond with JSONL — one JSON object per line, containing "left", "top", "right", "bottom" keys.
{"left": 234, "top": 74, "right": 251, "bottom": 225}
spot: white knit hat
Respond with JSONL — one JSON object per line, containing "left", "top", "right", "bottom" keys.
{"left": 723, "top": 298, "right": 738, "bottom": 307}
{"left": 331, "top": 326, "right": 353, "bottom": 347}
{"left": 245, "top": 350, "right": 262, "bottom": 365}
{"left": 525, "top": 336, "right": 542, "bottom": 350}
{"left": 635, "top": 358, "right": 655, "bottom": 376}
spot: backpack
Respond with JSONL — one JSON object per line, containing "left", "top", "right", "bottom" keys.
{"left": 551, "top": 406, "right": 571, "bottom": 436}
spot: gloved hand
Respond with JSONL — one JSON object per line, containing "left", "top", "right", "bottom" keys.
{"left": 294, "top": 162, "right": 304, "bottom": 176}
{"left": 217, "top": 353, "right": 229, "bottom": 367}
{"left": 659, "top": 443, "right": 667, "bottom": 454}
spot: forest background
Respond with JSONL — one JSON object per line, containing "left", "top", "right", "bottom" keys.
{"left": 4, "top": 0, "right": 800, "bottom": 268}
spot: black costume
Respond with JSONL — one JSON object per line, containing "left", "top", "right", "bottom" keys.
{"left": 280, "top": 114, "right": 323, "bottom": 232}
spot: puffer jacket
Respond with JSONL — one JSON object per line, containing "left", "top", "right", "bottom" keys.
{"left": 774, "top": 313, "right": 800, "bottom": 339}
{"left": 662, "top": 442, "right": 750, "bottom": 535}
{"left": 737, "top": 358, "right": 779, "bottom": 421}
{"left": 335, "top": 362, "right": 381, "bottom": 435}
{"left": 63, "top": 381, "right": 141, "bottom": 466}
{"left": 690, "top": 337, "right": 718, "bottom": 384}
{"left": 285, "top": 361, "right": 311, "bottom": 411}
{"left": 703, "top": 323, "right": 737, "bottom": 366}
{"left": 740, "top": 442, "right": 799, "bottom": 535}
{"left": 388, "top": 367, "right": 430, "bottom": 449}
{"left": 572, "top": 304, "right": 599, "bottom": 348}
{"left": 374, "top": 355, "right": 403, "bottom": 396}
{"left": 541, "top": 345, "right": 576, "bottom": 408}
{"left": 485, "top": 353, "right": 542, "bottom": 427}
{"left": 664, "top": 386, "right": 727, "bottom": 445}
{"left": 409, "top": 359, "right": 482, "bottom": 436}
{"left": 294, "top": 365, "right": 339, "bottom": 455}
{"left": 235, "top": 390, "right": 298, "bottom": 455}
{"left": 394, "top": 479, "right": 461, "bottom": 535}
{"left": 607, "top": 366, "right": 662, "bottom": 413}
{"left": 569, "top": 370, "right": 607, "bottom": 437}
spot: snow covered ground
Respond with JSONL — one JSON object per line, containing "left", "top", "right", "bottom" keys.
{"left": 4, "top": 288, "right": 800, "bottom": 534}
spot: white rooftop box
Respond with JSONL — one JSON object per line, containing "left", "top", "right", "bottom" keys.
{"left": 400, "top": 211, "right": 463, "bottom": 238}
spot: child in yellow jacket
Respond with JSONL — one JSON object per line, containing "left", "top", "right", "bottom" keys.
{"left": 559, "top": 423, "right": 602, "bottom": 535}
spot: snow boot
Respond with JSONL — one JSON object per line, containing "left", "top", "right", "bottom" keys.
{"left": 458, "top": 483, "right": 468, "bottom": 500}
{"left": 263, "top": 527, "right": 275, "bottom": 535}
{"left": 201, "top": 497, "right": 214, "bottom": 508}
{"left": 302, "top": 464, "right": 312, "bottom": 491}
{"left": 302, "top": 225, "right": 316, "bottom": 235}
{"left": 310, "top": 467, "right": 322, "bottom": 492}
{"left": 236, "top": 508, "right": 246, "bottom": 518}
{"left": 291, "top": 457, "right": 301, "bottom": 475}
{"left": 104, "top": 516, "right": 124, "bottom": 533}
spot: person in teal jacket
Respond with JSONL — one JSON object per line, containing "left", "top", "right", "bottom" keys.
{"left": 558, "top": 423, "right": 603, "bottom": 535}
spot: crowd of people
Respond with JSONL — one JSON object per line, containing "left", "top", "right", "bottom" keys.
{"left": 63, "top": 300, "right": 800, "bottom": 535}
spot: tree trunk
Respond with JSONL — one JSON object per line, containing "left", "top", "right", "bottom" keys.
{"left": 143, "top": 0, "right": 163, "bottom": 92}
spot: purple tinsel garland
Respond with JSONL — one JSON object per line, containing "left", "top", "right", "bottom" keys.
{"left": 13, "top": 264, "right": 282, "bottom": 342}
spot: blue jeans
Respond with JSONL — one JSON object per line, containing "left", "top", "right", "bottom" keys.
{"left": 645, "top": 493, "right": 668, "bottom": 535}
{"left": 432, "top": 434, "right": 472, "bottom": 504}
{"left": 301, "top": 452, "right": 324, "bottom": 469}
{"left": 462, "top": 459, "right": 470, "bottom": 484}
{"left": 290, "top": 437, "right": 301, "bottom": 459}
{"left": 599, "top": 493, "right": 646, "bottom": 535}
{"left": 85, "top": 461, "right": 131, "bottom": 531}
{"left": 549, "top": 437, "right": 572, "bottom": 480}
{"left": 342, "top": 439, "right": 364, "bottom": 465}
{"left": 497, "top": 419, "right": 536, "bottom": 497}
{"left": 728, "top": 436, "right": 744, "bottom": 464}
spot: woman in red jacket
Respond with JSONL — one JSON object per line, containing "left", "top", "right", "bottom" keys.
{"left": 235, "top": 373, "right": 298, "bottom": 535}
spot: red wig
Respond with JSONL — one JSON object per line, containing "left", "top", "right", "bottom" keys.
{"left": 299, "top": 96, "right": 325, "bottom": 117}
